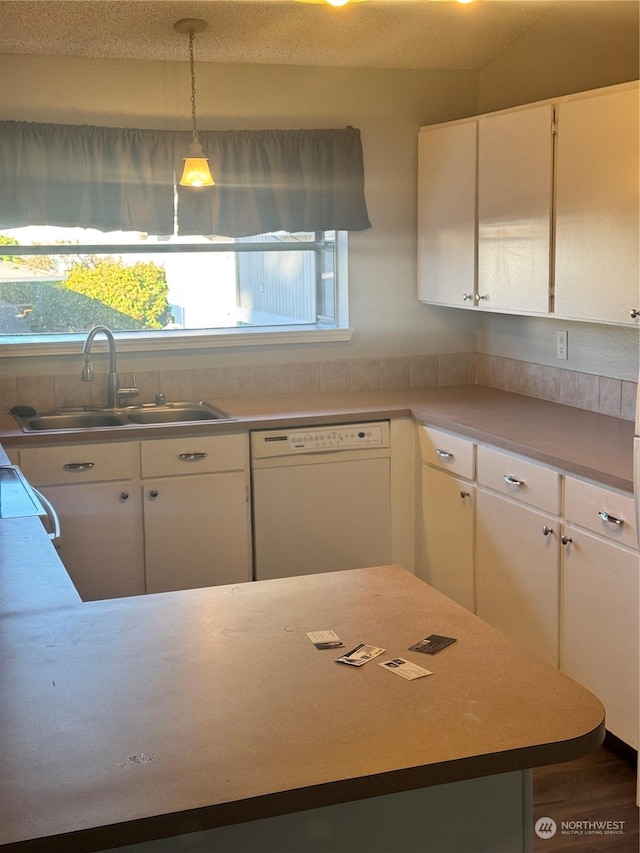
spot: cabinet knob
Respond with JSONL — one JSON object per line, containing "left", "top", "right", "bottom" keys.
{"left": 542, "top": 525, "right": 553, "bottom": 536}
{"left": 149, "top": 489, "right": 159, "bottom": 498}
{"left": 460, "top": 490, "right": 470, "bottom": 499}
{"left": 630, "top": 309, "right": 639, "bottom": 319}
{"left": 120, "top": 491, "right": 129, "bottom": 501}
{"left": 462, "top": 293, "right": 474, "bottom": 302}
{"left": 475, "top": 294, "right": 489, "bottom": 302}
{"left": 561, "top": 534, "right": 573, "bottom": 546}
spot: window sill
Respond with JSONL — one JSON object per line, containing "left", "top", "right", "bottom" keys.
{"left": 0, "top": 326, "right": 354, "bottom": 358}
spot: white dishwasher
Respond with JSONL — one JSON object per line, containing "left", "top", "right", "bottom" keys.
{"left": 251, "top": 421, "right": 392, "bottom": 580}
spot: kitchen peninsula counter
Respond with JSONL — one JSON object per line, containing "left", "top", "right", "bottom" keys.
{"left": 1, "top": 552, "right": 604, "bottom": 853}
{"left": 0, "top": 384, "right": 634, "bottom": 492}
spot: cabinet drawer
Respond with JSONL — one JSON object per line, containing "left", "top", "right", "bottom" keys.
{"left": 564, "top": 477, "right": 637, "bottom": 550}
{"left": 419, "top": 426, "right": 475, "bottom": 479}
{"left": 477, "top": 445, "right": 560, "bottom": 514}
{"left": 19, "top": 442, "right": 137, "bottom": 485}
{"left": 141, "top": 433, "right": 248, "bottom": 478}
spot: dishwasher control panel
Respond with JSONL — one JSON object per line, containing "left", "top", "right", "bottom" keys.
{"left": 289, "top": 424, "right": 384, "bottom": 451}
{"left": 251, "top": 421, "right": 390, "bottom": 459}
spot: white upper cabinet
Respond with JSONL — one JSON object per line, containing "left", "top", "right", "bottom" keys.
{"left": 417, "top": 82, "right": 639, "bottom": 325}
{"left": 417, "top": 121, "right": 477, "bottom": 307}
{"left": 554, "top": 85, "right": 640, "bottom": 325}
{"left": 477, "top": 104, "right": 554, "bottom": 314}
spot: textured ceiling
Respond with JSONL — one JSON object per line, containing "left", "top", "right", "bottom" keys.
{"left": 0, "top": 1, "right": 636, "bottom": 71}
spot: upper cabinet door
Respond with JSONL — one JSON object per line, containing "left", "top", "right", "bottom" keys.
{"left": 477, "top": 105, "right": 554, "bottom": 314}
{"left": 554, "top": 86, "right": 639, "bottom": 325}
{"left": 417, "top": 120, "right": 477, "bottom": 307}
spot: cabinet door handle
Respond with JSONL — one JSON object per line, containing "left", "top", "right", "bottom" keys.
{"left": 630, "top": 309, "right": 639, "bottom": 319}
{"left": 178, "top": 452, "right": 208, "bottom": 461}
{"left": 475, "top": 294, "right": 489, "bottom": 302}
{"left": 542, "top": 525, "right": 553, "bottom": 536}
{"left": 462, "top": 293, "right": 474, "bottom": 302}
{"left": 598, "top": 511, "right": 624, "bottom": 528}
{"left": 561, "top": 534, "right": 573, "bottom": 546}
{"left": 504, "top": 474, "right": 525, "bottom": 487}
{"left": 436, "top": 449, "right": 453, "bottom": 459}
{"left": 149, "top": 489, "right": 159, "bottom": 498}
{"left": 32, "top": 487, "right": 61, "bottom": 541}
{"left": 63, "top": 462, "right": 95, "bottom": 471}
{"left": 120, "top": 491, "right": 129, "bottom": 501}
{"left": 460, "top": 490, "right": 470, "bottom": 499}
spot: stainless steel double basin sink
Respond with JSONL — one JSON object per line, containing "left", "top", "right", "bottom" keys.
{"left": 14, "top": 402, "right": 235, "bottom": 433}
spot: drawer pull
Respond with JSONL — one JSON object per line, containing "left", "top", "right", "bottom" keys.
{"left": 63, "top": 462, "right": 95, "bottom": 471}
{"left": 178, "top": 452, "right": 208, "bottom": 461}
{"left": 598, "top": 511, "right": 624, "bottom": 528}
{"left": 504, "top": 474, "right": 525, "bottom": 487}
{"left": 436, "top": 449, "right": 453, "bottom": 459}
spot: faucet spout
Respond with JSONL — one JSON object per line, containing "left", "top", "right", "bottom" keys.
{"left": 81, "top": 326, "right": 124, "bottom": 409}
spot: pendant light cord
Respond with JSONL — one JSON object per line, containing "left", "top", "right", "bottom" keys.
{"left": 189, "top": 30, "right": 199, "bottom": 143}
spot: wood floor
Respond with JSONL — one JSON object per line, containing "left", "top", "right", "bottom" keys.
{"left": 532, "top": 736, "right": 638, "bottom": 852}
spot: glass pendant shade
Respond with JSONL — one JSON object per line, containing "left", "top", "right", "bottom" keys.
{"left": 179, "top": 140, "right": 214, "bottom": 187}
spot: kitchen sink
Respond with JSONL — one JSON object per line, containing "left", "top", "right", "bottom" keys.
{"left": 13, "top": 402, "right": 234, "bottom": 432}
{"left": 124, "top": 403, "right": 234, "bottom": 425}
{"left": 21, "top": 411, "right": 129, "bottom": 431}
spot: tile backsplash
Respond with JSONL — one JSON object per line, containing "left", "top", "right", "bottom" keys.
{"left": 1, "top": 352, "right": 637, "bottom": 421}
{"left": 476, "top": 354, "right": 637, "bottom": 421}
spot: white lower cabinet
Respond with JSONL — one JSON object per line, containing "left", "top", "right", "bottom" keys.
{"left": 144, "top": 471, "right": 251, "bottom": 593}
{"left": 561, "top": 527, "right": 638, "bottom": 749}
{"left": 18, "top": 433, "right": 252, "bottom": 600}
{"left": 419, "top": 423, "right": 638, "bottom": 747}
{"left": 561, "top": 475, "right": 639, "bottom": 749}
{"left": 19, "top": 441, "right": 143, "bottom": 601}
{"left": 419, "top": 426, "right": 475, "bottom": 610}
{"left": 421, "top": 466, "right": 475, "bottom": 611}
{"left": 140, "top": 433, "right": 252, "bottom": 593}
{"left": 475, "top": 490, "right": 559, "bottom": 667}
{"left": 36, "top": 480, "right": 144, "bottom": 601}
{"left": 475, "top": 445, "right": 561, "bottom": 667}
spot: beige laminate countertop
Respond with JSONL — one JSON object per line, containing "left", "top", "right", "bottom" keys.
{"left": 0, "top": 385, "right": 634, "bottom": 492}
{"left": 1, "top": 556, "right": 604, "bottom": 853}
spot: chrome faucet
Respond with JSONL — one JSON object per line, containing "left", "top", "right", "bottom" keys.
{"left": 81, "top": 326, "right": 138, "bottom": 409}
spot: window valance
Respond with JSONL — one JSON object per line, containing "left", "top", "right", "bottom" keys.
{"left": 0, "top": 121, "right": 371, "bottom": 237}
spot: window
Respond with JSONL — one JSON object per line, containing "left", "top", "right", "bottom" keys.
{"left": 0, "top": 121, "right": 368, "bottom": 351}
{"left": 0, "top": 227, "right": 350, "bottom": 352}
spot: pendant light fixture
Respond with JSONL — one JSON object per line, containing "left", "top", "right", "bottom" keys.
{"left": 174, "top": 18, "right": 214, "bottom": 188}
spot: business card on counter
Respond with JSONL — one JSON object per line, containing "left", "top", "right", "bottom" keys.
{"left": 335, "top": 643, "right": 385, "bottom": 666}
{"left": 306, "top": 630, "right": 344, "bottom": 650}
{"left": 409, "top": 635, "right": 457, "bottom": 655}
{"left": 379, "top": 658, "right": 433, "bottom": 680}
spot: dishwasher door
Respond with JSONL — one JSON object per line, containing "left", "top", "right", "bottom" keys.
{"left": 251, "top": 423, "right": 391, "bottom": 581}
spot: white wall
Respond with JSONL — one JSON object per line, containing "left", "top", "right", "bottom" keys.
{"left": 3, "top": 0, "right": 639, "bottom": 386}
{"left": 0, "top": 54, "right": 479, "bottom": 378}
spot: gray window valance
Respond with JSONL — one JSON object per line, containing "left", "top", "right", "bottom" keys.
{"left": 0, "top": 121, "right": 371, "bottom": 237}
